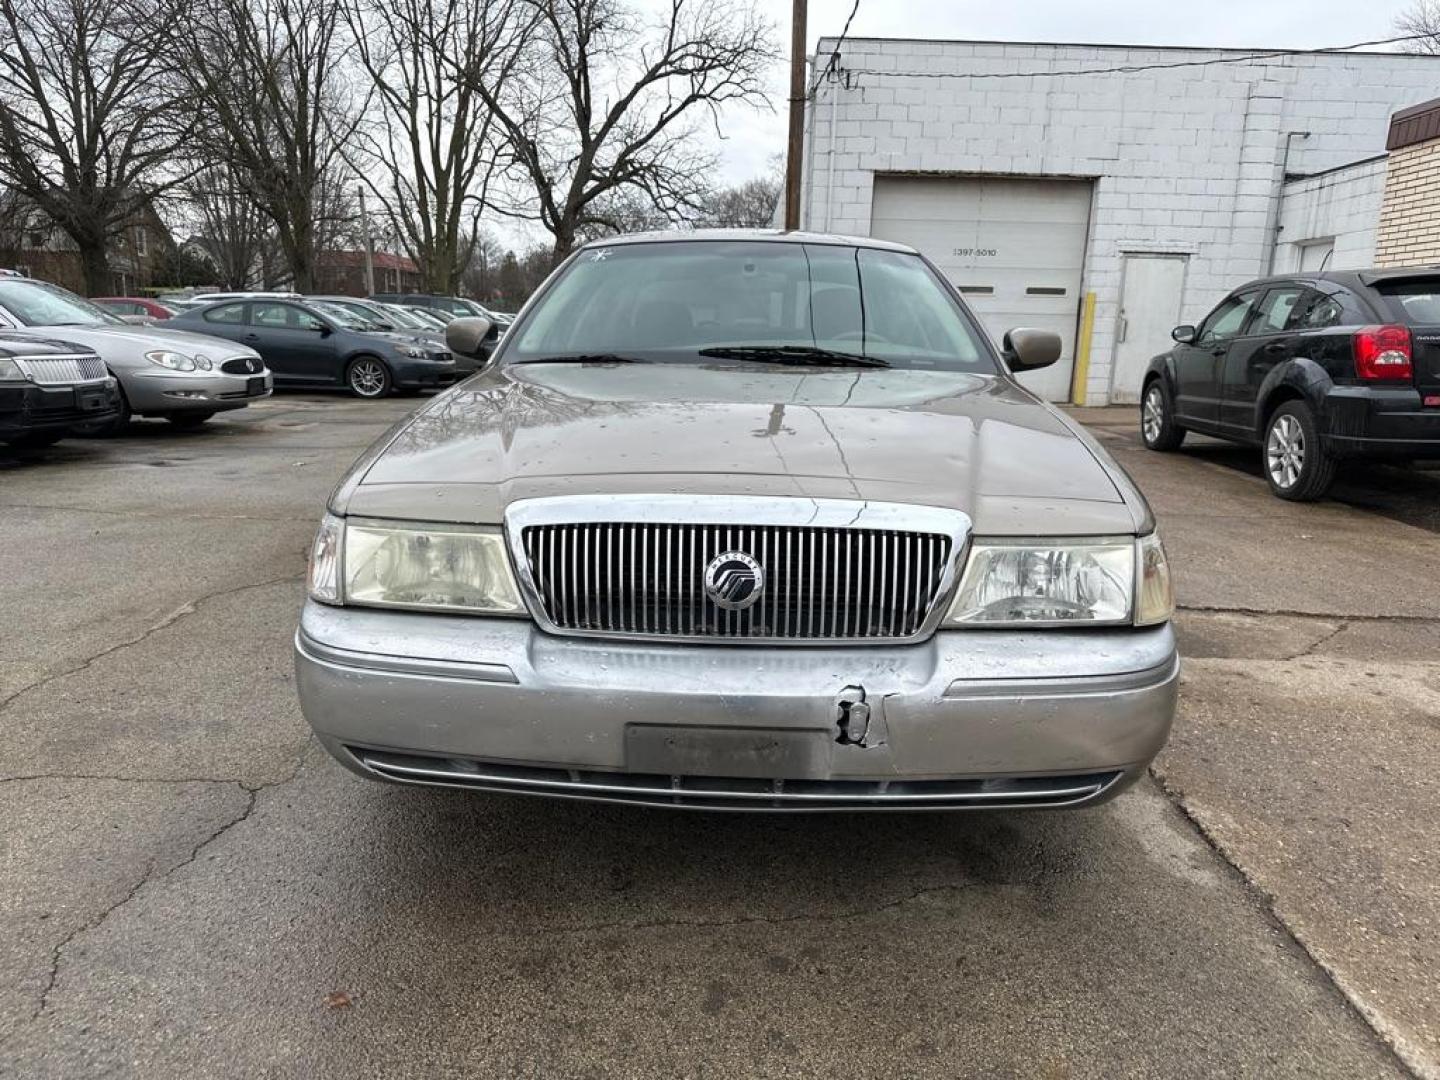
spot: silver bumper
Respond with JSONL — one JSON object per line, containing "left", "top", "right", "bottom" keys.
{"left": 122, "top": 368, "right": 272, "bottom": 412}
{"left": 295, "top": 602, "right": 1179, "bottom": 811}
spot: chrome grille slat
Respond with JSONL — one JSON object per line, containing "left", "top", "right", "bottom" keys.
{"left": 521, "top": 520, "right": 954, "bottom": 643}
{"left": 15, "top": 354, "right": 106, "bottom": 385}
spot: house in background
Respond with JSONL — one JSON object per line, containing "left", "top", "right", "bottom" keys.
{"left": 0, "top": 191, "right": 174, "bottom": 295}
{"left": 314, "top": 250, "right": 422, "bottom": 296}
{"left": 800, "top": 37, "right": 1440, "bottom": 404}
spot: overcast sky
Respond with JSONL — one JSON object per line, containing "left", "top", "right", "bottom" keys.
{"left": 499, "top": 0, "right": 1421, "bottom": 249}
{"left": 716, "top": 0, "right": 1423, "bottom": 183}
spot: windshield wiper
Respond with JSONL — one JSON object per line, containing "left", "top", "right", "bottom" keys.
{"left": 510, "top": 353, "right": 649, "bottom": 365}
{"left": 697, "top": 345, "right": 888, "bottom": 368}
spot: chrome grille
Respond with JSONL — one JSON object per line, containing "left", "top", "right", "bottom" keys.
{"left": 16, "top": 354, "right": 107, "bottom": 385}
{"left": 521, "top": 521, "right": 954, "bottom": 642}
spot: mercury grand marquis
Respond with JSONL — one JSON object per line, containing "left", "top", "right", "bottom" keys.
{"left": 294, "top": 231, "right": 1178, "bottom": 811}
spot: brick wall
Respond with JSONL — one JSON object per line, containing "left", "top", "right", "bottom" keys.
{"left": 804, "top": 39, "right": 1440, "bottom": 403}
{"left": 1374, "top": 140, "right": 1440, "bottom": 267}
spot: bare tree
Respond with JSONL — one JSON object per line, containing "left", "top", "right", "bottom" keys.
{"left": 472, "top": 0, "right": 774, "bottom": 265}
{"left": 0, "top": 0, "right": 189, "bottom": 293}
{"left": 184, "top": 163, "right": 271, "bottom": 289}
{"left": 343, "top": 0, "right": 532, "bottom": 293}
{"left": 1397, "top": 1, "right": 1440, "bottom": 53}
{"left": 696, "top": 171, "right": 781, "bottom": 228}
{"left": 168, "top": 0, "right": 368, "bottom": 291}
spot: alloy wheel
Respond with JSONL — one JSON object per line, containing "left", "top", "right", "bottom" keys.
{"left": 1142, "top": 386, "right": 1165, "bottom": 444}
{"left": 1266, "top": 413, "right": 1305, "bottom": 489}
{"left": 349, "top": 359, "right": 387, "bottom": 397}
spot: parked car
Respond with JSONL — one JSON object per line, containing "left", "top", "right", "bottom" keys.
{"left": 169, "top": 296, "right": 458, "bottom": 397}
{"left": 371, "top": 292, "right": 508, "bottom": 350}
{"left": 0, "top": 277, "right": 271, "bottom": 431}
{"left": 92, "top": 297, "right": 179, "bottom": 321}
{"left": 295, "top": 230, "right": 1178, "bottom": 811}
{"left": 1142, "top": 267, "right": 1440, "bottom": 499}
{"left": 391, "top": 305, "right": 449, "bottom": 331}
{"left": 0, "top": 332, "right": 121, "bottom": 448}
{"left": 307, "top": 297, "right": 486, "bottom": 374}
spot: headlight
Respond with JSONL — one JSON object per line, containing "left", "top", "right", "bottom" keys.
{"left": 393, "top": 344, "right": 426, "bottom": 359}
{"left": 307, "top": 513, "right": 342, "bottom": 604}
{"left": 946, "top": 537, "right": 1138, "bottom": 627}
{"left": 306, "top": 515, "right": 523, "bottom": 615}
{"left": 0, "top": 357, "right": 24, "bottom": 381}
{"left": 193, "top": 352, "right": 213, "bottom": 371}
{"left": 1135, "top": 531, "right": 1174, "bottom": 626}
{"left": 145, "top": 349, "right": 196, "bottom": 371}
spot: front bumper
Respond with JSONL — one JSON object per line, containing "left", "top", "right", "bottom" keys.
{"left": 0, "top": 379, "right": 119, "bottom": 438}
{"left": 1322, "top": 386, "right": 1440, "bottom": 458}
{"left": 295, "top": 602, "right": 1179, "bottom": 811}
{"left": 122, "top": 368, "right": 272, "bottom": 414}
{"left": 391, "top": 358, "right": 459, "bottom": 389}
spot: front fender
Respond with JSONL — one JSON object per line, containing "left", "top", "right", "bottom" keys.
{"left": 1253, "top": 357, "right": 1331, "bottom": 437}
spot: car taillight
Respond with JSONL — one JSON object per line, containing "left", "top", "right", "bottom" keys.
{"left": 1353, "top": 324, "right": 1413, "bottom": 381}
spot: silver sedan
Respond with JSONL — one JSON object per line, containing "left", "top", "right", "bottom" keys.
{"left": 0, "top": 277, "right": 271, "bottom": 430}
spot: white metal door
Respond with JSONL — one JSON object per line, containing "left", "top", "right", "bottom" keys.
{"left": 1111, "top": 255, "right": 1187, "bottom": 404}
{"left": 869, "top": 175, "right": 1093, "bottom": 402}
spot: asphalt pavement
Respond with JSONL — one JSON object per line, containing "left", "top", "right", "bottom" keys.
{"left": 0, "top": 395, "right": 1433, "bottom": 1078}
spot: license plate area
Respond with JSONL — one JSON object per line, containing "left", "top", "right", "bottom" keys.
{"left": 247, "top": 376, "right": 266, "bottom": 395}
{"left": 625, "top": 725, "right": 830, "bottom": 779}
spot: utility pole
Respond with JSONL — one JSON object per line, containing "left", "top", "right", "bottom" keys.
{"left": 783, "top": 0, "right": 807, "bottom": 230}
{"left": 357, "top": 185, "right": 376, "bottom": 296}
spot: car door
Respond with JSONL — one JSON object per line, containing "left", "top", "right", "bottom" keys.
{"left": 1171, "top": 290, "right": 1261, "bottom": 428}
{"left": 249, "top": 302, "right": 339, "bottom": 384}
{"left": 194, "top": 301, "right": 252, "bottom": 351}
{"left": 1218, "top": 283, "right": 1306, "bottom": 434}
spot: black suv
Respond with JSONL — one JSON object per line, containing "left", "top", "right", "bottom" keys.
{"left": 0, "top": 332, "right": 120, "bottom": 448}
{"left": 169, "top": 298, "right": 458, "bottom": 398}
{"left": 1142, "top": 267, "right": 1440, "bottom": 499}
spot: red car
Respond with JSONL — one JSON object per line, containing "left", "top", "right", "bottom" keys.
{"left": 91, "top": 296, "right": 179, "bottom": 320}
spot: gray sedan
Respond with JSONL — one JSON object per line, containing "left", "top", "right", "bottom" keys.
{"left": 296, "top": 231, "right": 1178, "bottom": 811}
{"left": 0, "top": 277, "right": 271, "bottom": 430}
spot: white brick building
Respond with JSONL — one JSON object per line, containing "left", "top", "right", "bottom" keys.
{"left": 801, "top": 39, "right": 1440, "bottom": 403}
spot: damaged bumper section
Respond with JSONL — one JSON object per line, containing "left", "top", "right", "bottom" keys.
{"left": 295, "top": 601, "right": 1179, "bottom": 812}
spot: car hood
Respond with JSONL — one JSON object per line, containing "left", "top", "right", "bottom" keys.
{"left": 364, "top": 330, "right": 444, "bottom": 349}
{"left": 340, "top": 363, "right": 1146, "bottom": 535}
{"left": 21, "top": 323, "right": 260, "bottom": 365}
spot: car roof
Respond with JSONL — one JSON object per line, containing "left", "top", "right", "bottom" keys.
{"left": 581, "top": 228, "right": 920, "bottom": 255}
{"left": 1230, "top": 266, "right": 1440, "bottom": 294}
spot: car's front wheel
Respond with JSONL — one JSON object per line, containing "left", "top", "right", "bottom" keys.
{"left": 346, "top": 356, "right": 392, "bottom": 398}
{"left": 1141, "top": 379, "right": 1186, "bottom": 451}
{"left": 1264, "top": 401, "right": 1336, "bottom": 501}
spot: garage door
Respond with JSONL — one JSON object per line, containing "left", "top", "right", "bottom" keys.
{"left": 870, "top": 175, "right": 1093, "bottom": 402}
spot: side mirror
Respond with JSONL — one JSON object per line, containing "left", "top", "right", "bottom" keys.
{"left": 1171, "top": 324, "right": 1196, "bottom": 344}
{"left": 1001, "top": 327, "right": 1061, "bottom": 372}
{"left": 445, "top": 315, "right": 494, "bottom": 358}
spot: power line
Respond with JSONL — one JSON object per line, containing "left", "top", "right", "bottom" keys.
{"left": 810, "top": 0, "right": 861, "bottom": 96}
{"left": 820, "top": 31, "right": 1437, "bottom": 87}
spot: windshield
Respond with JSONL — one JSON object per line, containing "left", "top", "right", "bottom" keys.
{"left": 1375, "top": 279, "right": 1440, "bottom": 324}
{"left": 311, "top": 301, "right": 378, "bottom": 331}
{"left": 378, "top": 304, "right": 425, "bottom": 329}
{"left": 0, "top": 279, "right": 125, "bottom": 327}
{"left": 506, "top": 241, "right": 994, "bottom": 371}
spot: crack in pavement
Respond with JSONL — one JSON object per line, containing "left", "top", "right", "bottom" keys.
{"left": 1149, "top": 768, "right": 1426, "bottom": 1080}
{"left": 26, "top": 739, "right": 317, "bottom": 1023}
{"left": 0, "top": 502, "right": 307, "bottom": 523}
{"left": 1178, "top": 603, "right": 1440, "bottom": 626}
{"left": 0, "top": 573, "right": 304, "bottom": 716}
